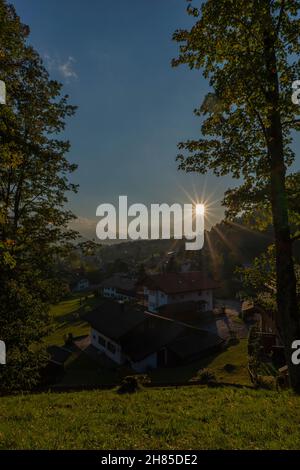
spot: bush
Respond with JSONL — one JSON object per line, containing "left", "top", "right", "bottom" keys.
{"left": 116, "top": 375, "right": 150, "bottom": 394}
{"left": 196, "top": 369, "right": 217, "bottom": 385}
{"left": 227, "top": 330, "right": 239, "bottom": 346}
{"left": 248, "top": 355, "right": 259, "bottom": 384}
{"left": 256, "top": 375, "right": 277, "bottom": 390}
{"left": 223, "top": 363, "right": 236, "bottom": 373}
{"left": 248, "top": 325, "right": 261, "bottom": 356}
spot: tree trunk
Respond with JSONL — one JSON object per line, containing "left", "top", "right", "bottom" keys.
{"left": 264, "top": 4, "right": 300, "bottom": 392}
{"left": 269, "top": 123, "right": 300, "bottom": 392}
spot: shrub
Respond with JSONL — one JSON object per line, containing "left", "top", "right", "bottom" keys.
{"left": 256, "top": 375, "right": 277, "bottom": 390}
{"left": 248, "top": 355, "right": 259, "bottom": 384}
{"left": 223, "top": 363, "right": 236, "bottom": 373}
{"left": 227, "top": 330, "right": 239, "bottom": 346}
{"left": 196, "top": 369, "right": 217, "bottom": 385}
{"left": 248, "top": 325, "right": 261, "bottom": 357}
{"left": 116, "top": 375, "right": 150, "bottom": 394}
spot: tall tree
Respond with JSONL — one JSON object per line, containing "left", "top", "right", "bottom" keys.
{"left": 173, "top": 0, "right": 300, "bottom": 390}
{"left": 0, "top": 1, "right": 77, "bottom": 391}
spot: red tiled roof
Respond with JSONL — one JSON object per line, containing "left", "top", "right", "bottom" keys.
{"left": 143, "top": 272, "right": 219, "bottom": 294}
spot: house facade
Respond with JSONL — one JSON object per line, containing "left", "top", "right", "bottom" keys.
{"left": 85, "top": 299, "right": 223, "bottom": 373}
{"left": 91, "top": 328, "right": 124, "bottom": 364}
{"left": 142, "top": 272, "right": 218, "bottom": 313}
{"left": 75, "top": 278, "right": 89, "bottom": 292}
{"left": 101, "top": 275, "right": 137, "bottom": 301}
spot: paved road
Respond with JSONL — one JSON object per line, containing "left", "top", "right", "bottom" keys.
{"left": 199, "top": 299, "right": 249, "bottom": 340}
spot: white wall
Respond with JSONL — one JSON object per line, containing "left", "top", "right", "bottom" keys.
{"left": 145, "top": 287, "right": 214, "bottom": 312}
{"left": 103, "top": 287, "right": 133, "bottom": 301}
{"left": 91, "top": 328, "right": 158, "bottom": 371}
{"left": 103, "top": 287, "right": 117, "bottom": 298}
{"left": 76, "top": 279, "right": 89, "bottom": 291}
{"left": 131, "top": 352, "right": 157, "bottom": 373}
{"left": 91, "top": 328, "right": 125, "bottom": 364}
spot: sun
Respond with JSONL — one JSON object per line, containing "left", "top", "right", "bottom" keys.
{"left": 196, "top": 203, "right": 205, "bottom": 216}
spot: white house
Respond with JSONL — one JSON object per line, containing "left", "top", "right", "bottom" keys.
{"left": 85, "top": 299, "right": 223, "bottom": 372}
{"left": 86, "top": 301, "right": 148, "bottom": 366}
{"left": 101, "top": 275, "right": 137, "bottom": 301}
{"left": 143, "top": 272, "right": 218, "bottom": 313}
{"left": 75, "top": 278, "right": 89, "bottom": 292}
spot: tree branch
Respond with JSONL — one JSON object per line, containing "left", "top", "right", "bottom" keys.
{"left": 276, "top": 0, "right": 286, "bottom": 36}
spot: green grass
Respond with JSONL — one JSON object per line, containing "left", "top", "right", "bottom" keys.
{"left": 58, "top": 353, "right": 133, "bottom": 387}
{"left": 0, "top": 386, "right": 300, "bottom": 449}
{"left": 46, "top": 296, "right": 251, "bottom": 387}
{"left": 46, "top": 295, "right": 99, "bottom": 346}
{"left": 150, "top": 340, "right": 251, "bottom": 386}
{"left": 46, "top": 295, "right": 134, "bottom": 387}
{"left": 203, "top": 339, "right": 250, "bottom": 385}
{"left": 46, "top": 297, "right": 250, "bottom": 388}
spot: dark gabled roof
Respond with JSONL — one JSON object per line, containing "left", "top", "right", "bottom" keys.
{"left": 84, "top": 300, "right": 147, "bottom": 341}
{"left": 100, "top": 275, "right": 137, "bottom": 293}
{"left": 167, "top": 329, "right": 223, "bottom": 359}
{"left": 143, "top": 272, "right": 219, "bottom": 294}
{"left": 84, "top": 300, "right": 224, "bottom": 363}
{"left": 121, "top": 313, "right": 223, "bottom": 362}
{"left": 158, "top": 302, "right": 207, "bottom": 325}
{"left": 158, "top": 301, "right": 198, "bottom": 315}
{"left": 47, "top": 345, "right": 72, "bottom": 365}
{"left": 120, "top": 316, "right": 184, "bottom": 362}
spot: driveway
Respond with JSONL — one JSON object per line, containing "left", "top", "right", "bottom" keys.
{"left": 198, "top": 299, "right": 249, "bottom": 340}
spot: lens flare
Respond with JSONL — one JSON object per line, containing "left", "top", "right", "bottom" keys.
{"left": 196, "top": 204, "right": 205, "bottom": 216}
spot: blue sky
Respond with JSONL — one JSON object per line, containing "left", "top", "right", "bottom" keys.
{"left": 11, "top": 0, "right": 300, "bottom": 238}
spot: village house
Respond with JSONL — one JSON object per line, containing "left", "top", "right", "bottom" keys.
{"left": 74, "top": 278, "right": 90, "bottom": 292}
{"left": 100, "top": 274, "right": 137, "bottom": 301}
{"left": 85, "top": 300, "right": 223, "bottom": 372}
{"left": 142, "top": 272, "right": 218, "bottom": 313}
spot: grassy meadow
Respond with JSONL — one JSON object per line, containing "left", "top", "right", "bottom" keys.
{"left": 0, "top": 386, "right": 300, "bottom": 449}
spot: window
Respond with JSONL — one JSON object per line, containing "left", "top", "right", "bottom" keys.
{"left": 98, "top": 335, "right": 106, "bottom": 347}
{"left": 107, "top": 341, "right": 116, "bottom": 354}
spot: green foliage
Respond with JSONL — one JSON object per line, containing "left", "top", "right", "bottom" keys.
{"left": 0, "top": 1, "right": 77, "bottom": 391}
{"left": 173, "top": 1, "right": 300, "bottom": 216}
{"left": 248, "top": 326, "right": 262, "bottom": 358}
{"left": 172, "top": 0, "right": 300, "bottom": 391}
{"left": 195, "top": 368, "right": 217, "bottom": 384}
{"left": 256, "top": 375, "right": 277, "bottom": 390}
{"left": 248, "top": 326, "right": 263, "bottom": 385}
{"left": 238, "top": 244, "right": 300, "bottom": 309}
{"left": 223, "top": 363, "right": 237, "bottom": 373}
{"left": 117, "top": 375, "right": 149, "bottom": 394}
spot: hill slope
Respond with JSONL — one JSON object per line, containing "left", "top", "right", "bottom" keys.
{"left": 0, "top": 386, "right": 300, "bottom": 449}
